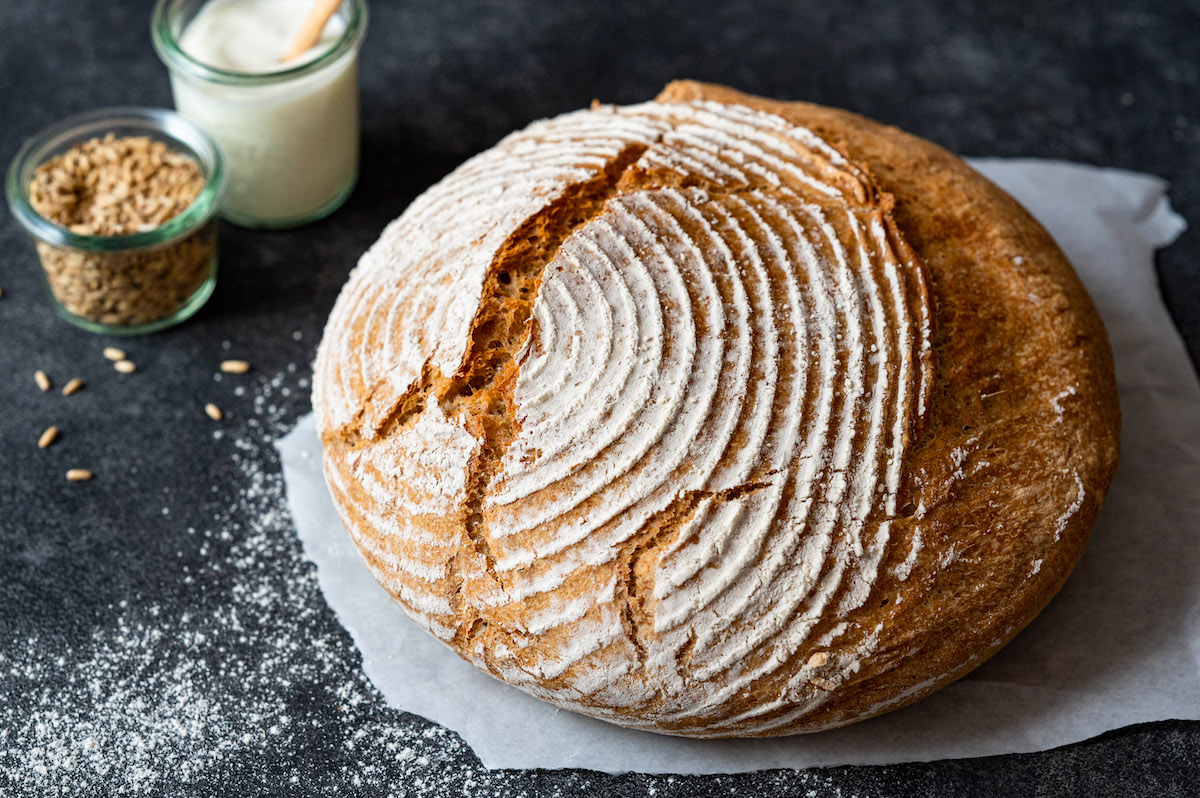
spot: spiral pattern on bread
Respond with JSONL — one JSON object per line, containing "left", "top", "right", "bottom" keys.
{"left": 315, "top": 87, "right": 1117, "bottom": 736}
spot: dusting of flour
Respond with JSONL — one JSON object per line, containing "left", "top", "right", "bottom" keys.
{"left": 0, "top": 364, "right": 840, "bottom": 797}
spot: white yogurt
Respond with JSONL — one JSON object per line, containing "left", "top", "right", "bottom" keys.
{"left": 160, "top": 0, "right": 366, "bottom": 227}
{"left": 180, "top": 0, "right": 345, "bottom": 73}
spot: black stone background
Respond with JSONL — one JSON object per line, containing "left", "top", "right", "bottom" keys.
{"left": 2, "top": 1, "right": 1199, "bottom": 795}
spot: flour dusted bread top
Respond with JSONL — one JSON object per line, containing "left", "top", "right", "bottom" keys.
{"left": 313, "top": 82, "right": 1119, "bottom": 737}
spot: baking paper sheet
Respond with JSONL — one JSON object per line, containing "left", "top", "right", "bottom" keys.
{"left": 277, "top": 159, "right": 1194, "bottom": 773}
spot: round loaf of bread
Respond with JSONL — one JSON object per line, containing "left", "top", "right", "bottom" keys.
{"left": 313, "top": 81, "right": 1119, "bottom": 737}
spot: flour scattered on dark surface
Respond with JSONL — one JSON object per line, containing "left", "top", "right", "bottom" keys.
{"left": 0, "top": 363, "right": 846, "bottom": 797}
{"left": 2, "top": 367, "right": 1188, "bottom": 798}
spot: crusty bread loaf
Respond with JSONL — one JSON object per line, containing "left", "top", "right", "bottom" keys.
{"left": 313, "top": 81, "right": 1119, "bottom": 737}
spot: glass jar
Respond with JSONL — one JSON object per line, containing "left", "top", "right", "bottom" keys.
{"left": 5, "top": 107, "right": 225, "bottom": 336}
{"left": 151, "top": 0, "right": 368, "bottom": 229}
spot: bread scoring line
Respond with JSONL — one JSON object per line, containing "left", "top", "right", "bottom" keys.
{"left": 313, "top": 99, "right": 934, "bottom": 734}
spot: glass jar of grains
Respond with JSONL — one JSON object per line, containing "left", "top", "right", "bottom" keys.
{"left": 5, "top": 107, "right": 225, "bottom": 335}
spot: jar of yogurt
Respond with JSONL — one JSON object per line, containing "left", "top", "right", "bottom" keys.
{"left": 152, "top": 0, "right": 367, "bottom": 228}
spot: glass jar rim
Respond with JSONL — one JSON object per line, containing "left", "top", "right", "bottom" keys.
{"left": 151, "top": 0, "right": 368, "bottom": 87}
{"left": 5, "top": 106, "right": 226, "bottom": 253}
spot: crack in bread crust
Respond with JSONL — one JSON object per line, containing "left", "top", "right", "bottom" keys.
{"left": 314, "top": 84, "right": 1116, "bottom": 737}
{"left": 614, "top": 478, "right": 776, "bottom": 666}
{"left": 436, "top": 143, "right": 654, "bottom": 642}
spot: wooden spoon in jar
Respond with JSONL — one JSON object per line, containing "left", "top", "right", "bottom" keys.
{"left": 281, "top": 0, "right": 342, "bottom": 63}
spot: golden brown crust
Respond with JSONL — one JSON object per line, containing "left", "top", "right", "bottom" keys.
{"left": 655, "top": 80, "right": 1119, "bottom": 730}
{"left": 316, "top": 81, "right": 1120, "bottom": 736}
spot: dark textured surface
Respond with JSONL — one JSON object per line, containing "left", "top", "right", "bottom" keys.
{"left": 1, "top": 1, "right": 1197, "bottom": 795}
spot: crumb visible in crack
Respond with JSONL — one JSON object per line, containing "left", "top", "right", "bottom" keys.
{"left": 440, "top": 142, "right": 653, "bottom": 645}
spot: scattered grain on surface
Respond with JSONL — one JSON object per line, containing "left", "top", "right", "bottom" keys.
{"left": 220, "top": 359, "right": 250, "bottom": 374}
{"left": 66, "top": 469, "right": 92, "bottom": 482}
{"left": 2, "top": 366, "right": 802, "bottom": 798}
{"left": 103, "top": 347, "right": 127, "bottom": 361}
{"left": 38, "top": 426, "right": 59, "bottom": 449}
{"left": 114, "top": 359, "right": 136, "bottom": 374}
{"left": 61, "top": 377, "right": 84, "bottom": 396}
{"left": 205, "top": 403, "right": 223, "bottom": 421}
{"left": 35, "top": 370, "right": 52, "bottom": 391}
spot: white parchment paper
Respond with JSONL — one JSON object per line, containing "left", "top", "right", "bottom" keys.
{"left": 278, "top": 159, "right": 1194, "bottom": 773}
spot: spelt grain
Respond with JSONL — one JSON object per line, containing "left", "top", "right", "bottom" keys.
{"left": 38, "top": 426, "right": 59, "bottom": 449}
{"left": 28, "top": 135, "right": 213, "bottom": 327}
